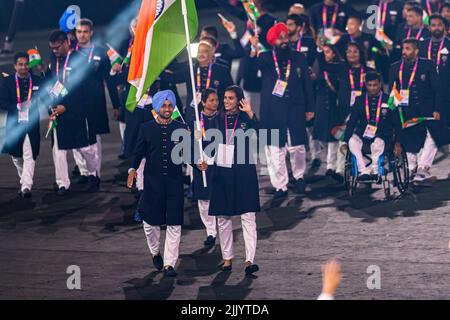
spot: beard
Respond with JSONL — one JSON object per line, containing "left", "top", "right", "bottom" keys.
{"left": 275, "top": 43, "right": 291, "bottom": 60}
{"left": 432, "top": 30, "right": 444, "bottom": 39}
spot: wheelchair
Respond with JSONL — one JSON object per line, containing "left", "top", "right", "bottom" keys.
{"left": 344, "top": 140, "right": 409, "bottom": 198}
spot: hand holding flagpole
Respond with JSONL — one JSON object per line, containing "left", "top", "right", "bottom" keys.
{"left": 182, "top": 0, "right": 207, "bottom": 187}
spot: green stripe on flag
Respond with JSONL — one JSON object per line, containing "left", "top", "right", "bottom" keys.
{"left": 126, "top": 0, "right": 198, "bottom": 112}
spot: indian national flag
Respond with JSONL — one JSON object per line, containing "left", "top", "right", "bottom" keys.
{"left": 388, "top": 82, "right": 402, "bottom": 111}
{"left": 240, "top": 0, "right": 260, "bottom": 22}
{"left": 375, "top": 29, "right": 393, "bottom": 47}
{"left": 126, "top": 0, "right": 198, "bottom": 112}
{"left": 27, "top": 48, "right": 42, "bottom": 68}
{"left": 45, "top": 114, "right": 58, "bottom": 139}
{"left": 106, "top": 44, "right": 123, "bottom": 66}
{"left": 403, "top": 117, "right": 436, "bottom": 129}
{"left": 171, "top": 105, "right": 185, "bottom": 122}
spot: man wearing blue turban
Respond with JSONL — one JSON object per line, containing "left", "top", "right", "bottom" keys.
{"left": 127, "top": 90, "right": 188, "bottom": 277}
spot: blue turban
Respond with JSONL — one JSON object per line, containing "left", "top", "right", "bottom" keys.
{"left": 152, "top": 90, "right": 176, "bottom": 113}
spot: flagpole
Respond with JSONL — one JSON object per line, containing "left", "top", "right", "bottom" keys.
{"left": 181, "top": 0, "right": 207, "bottom": 188}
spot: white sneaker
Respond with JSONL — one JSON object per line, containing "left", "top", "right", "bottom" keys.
{"left": 413, "top": 168, "right": 431, "bottom": 182}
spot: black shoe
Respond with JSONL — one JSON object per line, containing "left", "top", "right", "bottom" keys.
{"left": 357, "top": 174, "right": 372, "bottom": 182}
{"left": 264, "top": 187, "right": 276, "bottom": 195}
{"left": 273, "top": 189, "right": 288, "bottom": 199}
{"left": 311, "top": 158, "right": 321, "bottom": 168}
{"left": 370, "top": 174, "right": 380, "bottom": 183}
{"left": 76, "top": 175, "right": 89, "bottom": 184}
{"left": 86, "top": 175, "right": 100, "bottom": 192}
{"left": 53, "top": 182, "right": 59, "bottom": 191}
{"left": 72, "top": 165, "right": 80, "bottom": 177}
{"left": 57, "top": 187, "right": 67, "bottom": 196}
{"left": 245, "top": 264, "right": 259, "bottom": 276}
{"left": 325, "top": 169, "right": 335, "bottom": 177}
{"left": 164, "top": 266, "right": 177, "bottom": 277}
{"left": 294, "top": 178, "right": 306, "bottom": 194}
{"left": 152, "top": 253, "right": 163, "bottom": 271}
{"left": 134, "top": 190, "right": 143, "bottom": 200}
{"left": 203, "top": 235, "right": 216, "bottom": 246}
{"left": 18, "top": 188, "right": 32, "bottom": 198}
{"left": 117, "top": 154, "right": 126, "bottom": 160}
{"left": 331, "top": 172, "right": 344, "bottom": 184}
{"left": 221, "top": 263, "right": 232, "bottom": 272}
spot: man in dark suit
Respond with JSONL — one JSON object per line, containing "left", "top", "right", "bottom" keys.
{"left": 389, "top": 38, "right": 449, "bottom": 184}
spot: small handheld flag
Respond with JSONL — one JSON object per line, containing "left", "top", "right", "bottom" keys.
{"left": 45, "top": 114, "right": 58, "bottom": 139}
{"left": 27, "top": 48, "right": 43, "bottom": 69}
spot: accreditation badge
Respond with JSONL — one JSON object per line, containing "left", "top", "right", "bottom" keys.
{"left": 17, "top": 100, "right": 31, "bottom": 123}
{"left": 350, "top": 90, "right": 362, "bottom": 106}
{"left": 400, "top": 89, "right": 409, "bottom": 107}
{"left": 272, "top": 79, "right": 288, "bottom": 97}
{"left": 50, "top": 81, "right": 68, "bottom": 98}
{"left": 363, "top": 124, "right": 377, "bottom": 139}
{"left": 216, "top": 143, "right": 234, "bottom": 168}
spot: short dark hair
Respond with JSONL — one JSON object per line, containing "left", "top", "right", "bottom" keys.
{"left": 323, "top": 44, "right": 342, "bottom": 62}
{"left": 49, "top": 30, "right": 68, "bottom": 43}
{"left": 407, "top": 6, "right": 423, "bottom": 16}
{"left": 347, "top": 15, "right": 362, "bottom": 24}
{"left": 404, "top": 1, "right": 419, "bottom": 8}
{"left": 429, "top": 14, "right": 446, "bottom": 25}
{"left": 201, "top": 88, "right": 218, "bottom": 103}
{"left": 365, "top": 72, "right": 381, "bottom": 83}
{"left": 440, "top": 2, "right": 450, "bottom": 13}
{"left": 14, "top": 52, "right": 29, "bottom": 64}
{"left": 402, "top": 38, "right": 419, "bottom": 49}
{"left": 78, "top": 18, "right": 94, "bottom": 31}
{"left": 286, "top": 14, "right": 303, "bottom": 27}
{"left": 201, "top": 26, "right": 218, "bottom": 40}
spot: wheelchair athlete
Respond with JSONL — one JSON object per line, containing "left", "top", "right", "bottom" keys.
{"left": 340, "top": 72, "right": 402, "bottom": 182}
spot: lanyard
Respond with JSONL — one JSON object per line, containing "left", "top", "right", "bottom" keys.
{"left": 75, "top": 43, "right": 94, "bottom": 63}
{"left": 323, "top": 71, "right": 336, "bottom": 92}
{"left": 225, "top": 114, "right": 239, "bottom": 145}
{"left": 406, "top": 26, "right": 423, "bottom": 40}
{"left": 365, "top": 93, "right": 383, "bottom": 126}
{"left": 426, "top": 0, "right": 440, "bottom": 17}
{"left": 296, "top": 30, "right": 304, "bottom": 52}
{"left": 427, "top": 38, "right": 445, "bottom": 67}
{"left": 56, "top": 51, "right": 71, "bottom": 84}
{"left": 349, "top": 67, "right": 364, "bottom": 91}
{"left": 399, "top": 59, "right": 418, "bottom": 89}
{"left": 322, "top": 3, "right": 339, "bottom": 29}
{"left": 196, "top": 64, "right": 212, "bottom": 91}
{"left": 200, "top": 111, "right": 218, "bottom": 139}
{"left": 15, "top": 73, "right": 32, "bottom": 108}
{"left": 273, "top": 51, "right": 291, "bottom": 80}
{"left": 377, "top": 0, "right": 388, "bottom": 30}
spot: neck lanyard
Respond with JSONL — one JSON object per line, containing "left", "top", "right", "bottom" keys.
{"left": 322, "top": 3, "right": 339, "bottom": 29}
{"left": 377, "top": 0, "right": 388, "bottom": 30}
{"left": 56, "top": 51, "right": 71, "bottom": 84}
{"left": 323, "top": 71, "right": 336, "bottom": 92}
{"left": 75, "top": 43, "right": 94, "bottom": 63}
{"left": 349, "top": 66, "right": 364, "bottom": 91}
{"left": 407, "top": 26, "right": 423, "bottom": 40}
{"left": 428, "top": 38, "right": 445, "bottom": 66}
{"left": 196, "top": 64, "right": 212, "bottom": 92}
{"left": 365, "top": 93, "right": 383, "bottom": 126}
{"left": 273, "top": 51, "right": 291, "bottom": 80}
{"left": 296, "top": 29, "right": 304, "bottom": 52}
{"left": 399, "top": 59, "right": 419, "bottom": 89}
{"left": 426, "top": 0, "right": 440, "bottom": 17}
{"left": 225, "top": 114, "right": 239, "bottom": 145}
{"left": 201, "top": 111, "right": 218, "bottom": 139}
{"left": 15, "top": 73, "right": 32, "bottom": 109}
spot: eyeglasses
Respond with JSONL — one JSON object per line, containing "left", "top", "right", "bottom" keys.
{"left": 49, "top": 42, "right": 64, "bottom": 51}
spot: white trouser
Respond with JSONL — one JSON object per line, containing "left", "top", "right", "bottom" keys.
{"left": 326, "top": 141, "right": 339, "bottom": 171}
{"left": 11, "top": 134, "right": 35, "bottom": 191}
{"left": 307, "top": 127, "right": 323, "bottom": 160}
{"left": 217, "top": 212, "right": 257, "bottom": 263}
{"left": 136, "top": 158, "right": 146, "bottom": 191}
{"left": 348, "top": 135, "right": 385, "bottom": 175}
{"left": 198, "top": 200, "right": 217, "bottom": 238}
{"left": 53, "top": 129, "right": 98, "bottom": 189}
{"left": 119, "top": 122, "right": 126, "bottom": 142}
{"left": 336, "top": 141, "right": 347, "bottom": 175}
{"left": 143, "top": 222, "right": 181, "bottom": 268}
{"left": 73, "top": 134, "right": 102, "bottom": 177}
{"left": 265, "top": 141, "right": 306, "bottom": 191}
{"left": 407, "top": 129, "right": 438, "bottom": 171}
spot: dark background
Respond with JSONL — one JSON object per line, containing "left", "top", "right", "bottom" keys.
{"left": 0, "top": 0, "right": 363, "bottom": 32}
